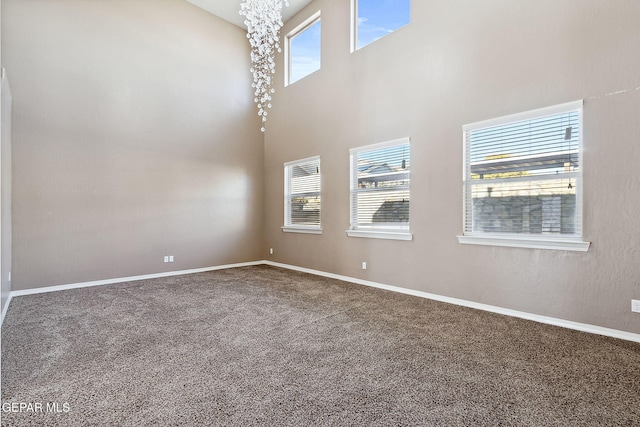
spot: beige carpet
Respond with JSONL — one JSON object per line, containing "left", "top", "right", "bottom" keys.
{"left": 2, "top": 265, "right": 639, "bottom": 426}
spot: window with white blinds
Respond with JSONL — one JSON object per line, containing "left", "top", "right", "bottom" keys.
{"left": 348, "top": 138, "right": 412, "bottom": 240}
{"left": 461, "top": 101, "right": 588, "bottom": 250}
{"left": 283, "top": 156, "right": 321, "bottom": 233}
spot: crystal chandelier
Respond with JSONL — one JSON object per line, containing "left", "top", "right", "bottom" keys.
{"left": 240, "top": 0, "right": 289, "bottom": 132}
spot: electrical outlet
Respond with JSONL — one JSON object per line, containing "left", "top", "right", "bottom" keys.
{"left": 362, "top": 262, "right": 367, "bottom": 270}
{"left": 169, "top": 256, "right": 174, "bottom": 262}
{"left": 164, "top": 256, "right": 169, "bottom": 263}
{"left": 269, "top": 248, "right": 274, "bottom": 255}
{"left": 632, "top": 299, "right": 640, "bottom": 313}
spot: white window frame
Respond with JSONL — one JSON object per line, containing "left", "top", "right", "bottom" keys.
{"left": 347, "top": 137, "right": 412, "bottom": 241}
{"left": 350, "top": 0, "right": 411, "bottom": 52}
{"left": 283, "top": 155, "right": 322, "bottom": 234}
{"left": 457, "top": 100, "right": 590, "bottom": 252}
{"left": 284, "top": 11, "right": 321, "bottom": 87}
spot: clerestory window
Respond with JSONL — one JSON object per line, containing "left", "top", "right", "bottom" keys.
{"left": 285, "top": 12, "right": 321, "bottom": 85}
{"left": 351, "top": 0, "right": 410, "bottom": 51}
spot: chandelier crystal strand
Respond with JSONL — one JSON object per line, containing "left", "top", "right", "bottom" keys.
{"left": 240, "top": 0, "right": 289, "bottom": 132}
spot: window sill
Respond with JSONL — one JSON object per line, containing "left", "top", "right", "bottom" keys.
{"left": 346, "top": 229, "right": 413, "bottom": 241}
{"left": 457, "top": 235, "right": 590, "bottom": 252}
{"left": 282, "top": 226, "right": 323, "bottom": 235}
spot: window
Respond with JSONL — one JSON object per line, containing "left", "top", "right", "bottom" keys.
{"left": 283, "top": 156, "right": 322, "bottom": 234}
{"left": 285, "top": 12, "right": 321, "bottom": 85}
{"left": 352, "top": 0, "right": 410, "bottom": 51}
{"left": 347, "top": 138, "right": 412, "bottom": 240}
{"left": 458, "top": 100, "right": 590, "bottom": 251}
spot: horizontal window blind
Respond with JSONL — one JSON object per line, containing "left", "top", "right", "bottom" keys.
{"left": 285, "top": 156, "right": 321, "bottom": 228}
{"left": 350, "top": 138, "right": 410, "bottom": 229}
{"left": 463, "top": 102, "right": 582, "bottom": 236}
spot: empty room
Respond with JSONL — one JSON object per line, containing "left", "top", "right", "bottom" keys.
{"left": 1, "top": 0, "right": 639, "bottom": 425}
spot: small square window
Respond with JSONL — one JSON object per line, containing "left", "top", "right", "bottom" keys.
{"left": 283, "top": 156, "right": 322, "bottom": 234}
{"left": 285, "top": 12, "right": 321, "bottom": 86}
{"left": 352, "top": 0, "right": 410, "bottom": 51}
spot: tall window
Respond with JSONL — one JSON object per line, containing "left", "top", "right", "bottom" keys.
{"left": 352, "top": 0, "right": 410, "bottom": 51}
{"left": 348, "top": 138, "right": 412, "bottom": 240}
{"left": 460, "top": 100, "right": 589, "bottom": 251}
{"left": 283, "top": 156, "right": 322, "bottom": 234}
{"left": 285, "top": 12, "right": 321, "bottom": 86}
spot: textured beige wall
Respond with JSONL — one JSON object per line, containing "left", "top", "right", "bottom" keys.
{"left": 1, "top": 70, "right": 11, "bottom": 312}
{"left": 3, "top": 0, "right": 264, "bottom": 290}
{"left": 264, "top": 0, "right": 640, "bottom": 333}
{"left": 1, "top": 0, "right": 11, "bottom": 315}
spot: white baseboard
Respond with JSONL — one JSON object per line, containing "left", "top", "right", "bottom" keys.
{"left": 2, "top": 259, "right": 639, "bottom": 344}
{"left": 7, "top": 261, "right": 263, "bottom": 298}
{"left": 0, "top": 262, "right": 257, "bottom": 327}
{"left": 1, "top": 292, "right": 12, "bottom": 326}
{"left": 263, "top": 261, "right": 640, "bottom": 344}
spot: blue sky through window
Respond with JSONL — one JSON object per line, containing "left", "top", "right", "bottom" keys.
{"left": 289, "top": 19, "right": 321, "bottom": 84}
{"left": 357, "top": 0, "right": 410, "bottom": 49}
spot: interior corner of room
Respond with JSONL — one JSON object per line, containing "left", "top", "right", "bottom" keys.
{"left": 1, "top": 0, "right": 639, "bottom": 424}
{"left": 1, "top": 0, "right": 639, "bottom": 341}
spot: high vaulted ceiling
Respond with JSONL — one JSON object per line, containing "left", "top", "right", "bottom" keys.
{"left": 185, "top": 0, "right": 313, "bottom": 29}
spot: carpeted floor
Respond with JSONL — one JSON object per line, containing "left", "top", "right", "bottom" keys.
{"left": 1, "top": 265, "right": 639, "bottom": 426}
